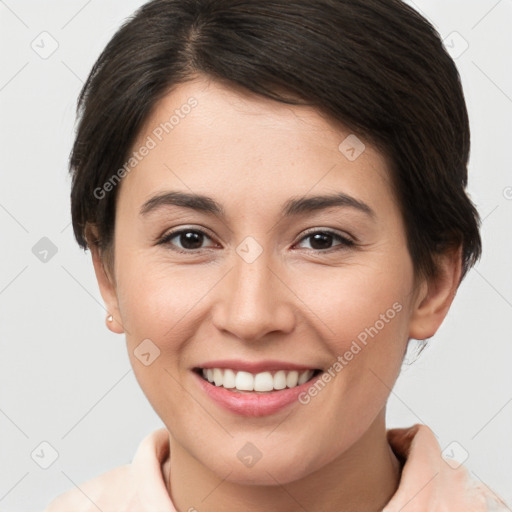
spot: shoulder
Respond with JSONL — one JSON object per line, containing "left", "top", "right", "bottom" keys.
{"left": 385, "top": 423, "right": 510, "bottom": 512}
{"left": 44, "top": 428, "right": 173, "bottom": 512}
{"left": 43, "top": 464, "right": 133, "bottom": 511}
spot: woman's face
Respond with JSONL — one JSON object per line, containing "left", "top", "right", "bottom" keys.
{"left": 99, "top": 75, "right": 428, "bottom": 484}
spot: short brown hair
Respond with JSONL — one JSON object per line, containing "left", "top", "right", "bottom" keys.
{"left": 69, "top": 0, "right": 482, "bottom": 281}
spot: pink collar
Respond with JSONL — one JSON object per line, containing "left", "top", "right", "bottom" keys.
{"left": 46, "top": 424, "right": 509, "bottom": 511}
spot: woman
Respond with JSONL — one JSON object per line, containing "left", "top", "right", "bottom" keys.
{"left": 45, "top": 0, "right": 509, "bottom": 510}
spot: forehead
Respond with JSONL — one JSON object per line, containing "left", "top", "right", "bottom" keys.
{"left": 118, "top": 76, "right": 395, "bottom": 219}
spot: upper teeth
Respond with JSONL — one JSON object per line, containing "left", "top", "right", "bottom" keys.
{"left": 201, "top": 368, "right": 315, "bottom": 392}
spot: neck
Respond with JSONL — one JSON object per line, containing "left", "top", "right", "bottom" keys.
{"left": 165, "top": 411, "right": 401, "bottom": 512}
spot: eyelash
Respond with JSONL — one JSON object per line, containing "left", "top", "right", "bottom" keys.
{"left": 157, "top": 227, "right": 355, "bottom": 254}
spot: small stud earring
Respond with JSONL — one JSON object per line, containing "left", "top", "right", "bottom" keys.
{"left": 107, "top": 314, "right": 113, "bottom": 322}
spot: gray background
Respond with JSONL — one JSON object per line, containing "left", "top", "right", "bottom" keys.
{"left": 0, "top": 0, "right": 511, "bottom": 510}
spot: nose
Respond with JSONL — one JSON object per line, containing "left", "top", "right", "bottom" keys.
{"left": 211, "top": 246, "right": 296, "bottom": 342}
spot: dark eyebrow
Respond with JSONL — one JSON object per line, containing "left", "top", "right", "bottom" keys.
{"left": 282, "top": 193, "right": 375, "bottom": 218}
{"left": 140, "top": 191, "right": 224, "bottom": 217}
{"left": 140, "top": 191, "right": 375, "bottom": 219}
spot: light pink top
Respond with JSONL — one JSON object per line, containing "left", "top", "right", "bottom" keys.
{"left": 44, "top": 424, "right": 509, "bottom": 511}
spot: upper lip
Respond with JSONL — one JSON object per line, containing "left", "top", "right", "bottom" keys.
{"left": 194, "top": 359, "right": 320, "bottom": 374}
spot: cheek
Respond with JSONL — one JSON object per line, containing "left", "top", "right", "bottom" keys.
{"left": 288, "top": 254, "right": 413, "bottom": 422}
{"left": 287, "top": 264, "right": 412, "bottom": 468}
{"left": 290, "top": 257, "right": 413, "bottom": 351}
{"left": 115, "top": 250, "right": 207, "bottom": 341}
{"left": 114, "top": 255, "right": 203, "bottom": 416}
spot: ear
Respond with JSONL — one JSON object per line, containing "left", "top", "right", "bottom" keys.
{"left": 408, "top": 247, "right": 462, "bottom": 340}
{"left": 88, "top": 229, "right": 124, "bottom": 335}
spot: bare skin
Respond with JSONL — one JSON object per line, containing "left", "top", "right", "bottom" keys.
{"left": 90, "top": 75, "right": 461, "bottom": 511}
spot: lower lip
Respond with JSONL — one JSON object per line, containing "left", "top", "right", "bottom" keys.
{"left": 193, "top": 370, "right": 322, "bottom": 417}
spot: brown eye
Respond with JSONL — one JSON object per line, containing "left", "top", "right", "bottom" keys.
{"left": 296, "top": 230, "right": 354, "bottom": 251}
{"left": 159, "top": 229, "right": 216, "bottom": 252}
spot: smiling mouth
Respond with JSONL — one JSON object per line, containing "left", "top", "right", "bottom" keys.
{"left": 193, "top": 367, "right": 322, "bottom": 393}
